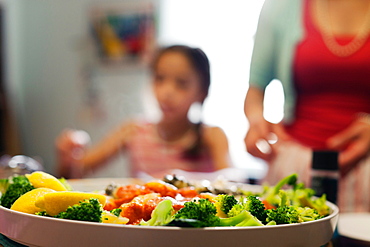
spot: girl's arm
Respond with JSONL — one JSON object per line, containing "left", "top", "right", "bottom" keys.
{"left": 80, "top": 122, "right": 138, "bottom": 172}
{"left": 202, "top": 126, "right": 232, "bottom": 170}
{"left": 56, "top": 121, "right": 138, "bottom": 178}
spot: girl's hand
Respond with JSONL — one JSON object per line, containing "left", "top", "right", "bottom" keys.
{"left": 327, "top": 114, "right": 370, "bottom": 176}
{"left": 244, "top": 119, "right": 291, "bottom": 162}
{"left": 55, "top": 129, "right": 90, "bottom": 178}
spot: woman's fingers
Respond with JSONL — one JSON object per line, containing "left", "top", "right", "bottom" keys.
{"left": 327, "top": 119, "right": 370, "bottom": 172}
{"left": 272, "top": 123, "right": 291, "bottom": 142}
{"left": 244, "top": 122, "right": 275, "bottom": 161}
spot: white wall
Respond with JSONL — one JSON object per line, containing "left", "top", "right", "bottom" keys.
{"left": 158, "top": 0, "right": 271, "bottom": 179}
{"left": 4, "top": 0, "right": 153, "bottom": 177}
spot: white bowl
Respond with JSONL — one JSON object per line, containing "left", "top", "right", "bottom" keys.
{"left": 0, "top": 179, "right": 339, "bottom": 247}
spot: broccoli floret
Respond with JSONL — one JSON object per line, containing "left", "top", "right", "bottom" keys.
{"left": 266, "top": 205, "right": 300, "bottom": 224}
{"left": 265, "top": 190, "right": 299, "bottom": 224}
{"left": 227, "top": 195, "right": 267, "bottom": 223}
{"left": 296, "top": 207, "right": 323, "bottom": 222}
{"left": 265, "top": 190, "right": 323, "bottom": 225}
{"left": 261, "top": 174, "right": 330, "bottom": 217}
{"left": 141, "top": 199, "right": 174, "bottom": 226}
{"left": 263, "top": 173, "right": 298, "bottom": 206}
{"left": 110, "top": 208, "right": 122, "bottom": 217}
{"left": 0, "top": 175, "right": 34, "bottom": 208}
{"left": 54, "top": 198, "right": 103, "bottom": 222}
{"left": 213, "top": 194, "right": 238, "bottom": 217}
{"left": 170, "top": 198, "right": 220, "bottom": 227}
{"left": 168, "top": 197, "right": 265, "bottom": 228}
{"left": 288, "top": 186, "right": 315, "bottom": 207}
{"left": 219, "top": 210, "right": 264, "bottom": 227}
{"left": 0, "top": 178, "right": 10, "bottom": 195}
{"left": 266, "top": 204, "right": 323, "bottom": 224}
{"left": 297, "top": 193, "right": 330, "bottom": 216}
{"left": 265, "top": 190, "right": 296, "bottom": 224}
{"left": 272, "top": 173, "right": 298, "bottom": 194}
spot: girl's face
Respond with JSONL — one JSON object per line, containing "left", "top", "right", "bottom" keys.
{"left": 152, "top": 51, "right": 206, "bottom": 123}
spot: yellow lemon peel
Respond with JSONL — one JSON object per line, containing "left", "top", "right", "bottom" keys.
{"left": 10, "top": 188, "right": 55, "bottom": 214}
{"left": 26, "top": 171, "right": 67, "bottom": 191}
{"left": 35, "top": 191, "right": 106, "bottom": 216}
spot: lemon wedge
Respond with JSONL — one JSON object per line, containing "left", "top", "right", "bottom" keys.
{"left": 35, "top": 191, "right": 106, "bottom": 216}
{"left": 26, "top": 171, "right": 67, "bottom": 191}
{"left": 10, "top": 188, "right": 55, "bottom": 214}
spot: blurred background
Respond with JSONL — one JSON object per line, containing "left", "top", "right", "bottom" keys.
{"left": 0, "top": 0, "right": 284, "bottom": 180}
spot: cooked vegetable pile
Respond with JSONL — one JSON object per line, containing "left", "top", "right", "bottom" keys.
{"left": 0, "top": 172, "right": 331, "bottom": 227}
{"left": 141, "top": 173, "right": 329, "bottom": 227}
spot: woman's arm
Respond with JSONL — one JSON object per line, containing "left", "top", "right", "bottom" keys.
{"left": 202, "top": 126, "right": 231, "bottom": 170}
{"left": 244, "top": 86, "right": 290, "bottom": 161}
{"left": 244, "top": 0, "right": 295, "bottom": 161}
{"left": 244, "top": 86, "right": 273, "bottom": 161}
{"left": 244, "top": 86, "right": 265, "bottom": 126}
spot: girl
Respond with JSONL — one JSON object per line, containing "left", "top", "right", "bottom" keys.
{"left": 56, "top": 45, "right": 231, "bottom": 179}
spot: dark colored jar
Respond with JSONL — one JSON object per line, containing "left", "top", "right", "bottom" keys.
{"left": 311, "top": 150, "right": 339, "bottom": 204}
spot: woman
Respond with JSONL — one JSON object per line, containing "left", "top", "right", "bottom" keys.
{"left": 244, "top": 0, "right": 370, "bottom": 212}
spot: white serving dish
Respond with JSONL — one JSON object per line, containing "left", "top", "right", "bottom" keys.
{"left": 0, "top": 178, "right": 339, "bottom": 247}
{"left": 338, "top": 212, "right": 370, "bottom": 243}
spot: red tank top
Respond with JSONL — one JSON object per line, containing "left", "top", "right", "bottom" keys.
{"left": 286, "top": 0, "right": 370, "bottom": 149}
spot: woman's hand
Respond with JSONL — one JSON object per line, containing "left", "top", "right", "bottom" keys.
{"left": 327, "top": 114, "right": 370, "bottom": 176}
{"left": 55, "top": 129, "right": 90, "bottom": 178}
{"left": 244, "top": 86, "right": 291, "bottom": 161}
{"left": 244, "top": 119, "right": 290, "bottom": 162}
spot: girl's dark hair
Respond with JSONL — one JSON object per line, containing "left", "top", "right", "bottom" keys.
{"left": 152, "top": 45, "right": 211, "bottom": 159}
{"left": 151, "top": 45, "right": 211, "bottom": 98}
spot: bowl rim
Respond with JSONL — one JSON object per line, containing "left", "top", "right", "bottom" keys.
{"left": 0, "top": 198, "right": 339, "bottom": 231}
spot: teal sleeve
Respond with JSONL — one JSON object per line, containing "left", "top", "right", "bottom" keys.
{"left": 249, "top": 0, "right": 280, "bottom": 90}
{"left": 248, "top": 0, "right": 304, "bottom": 123}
